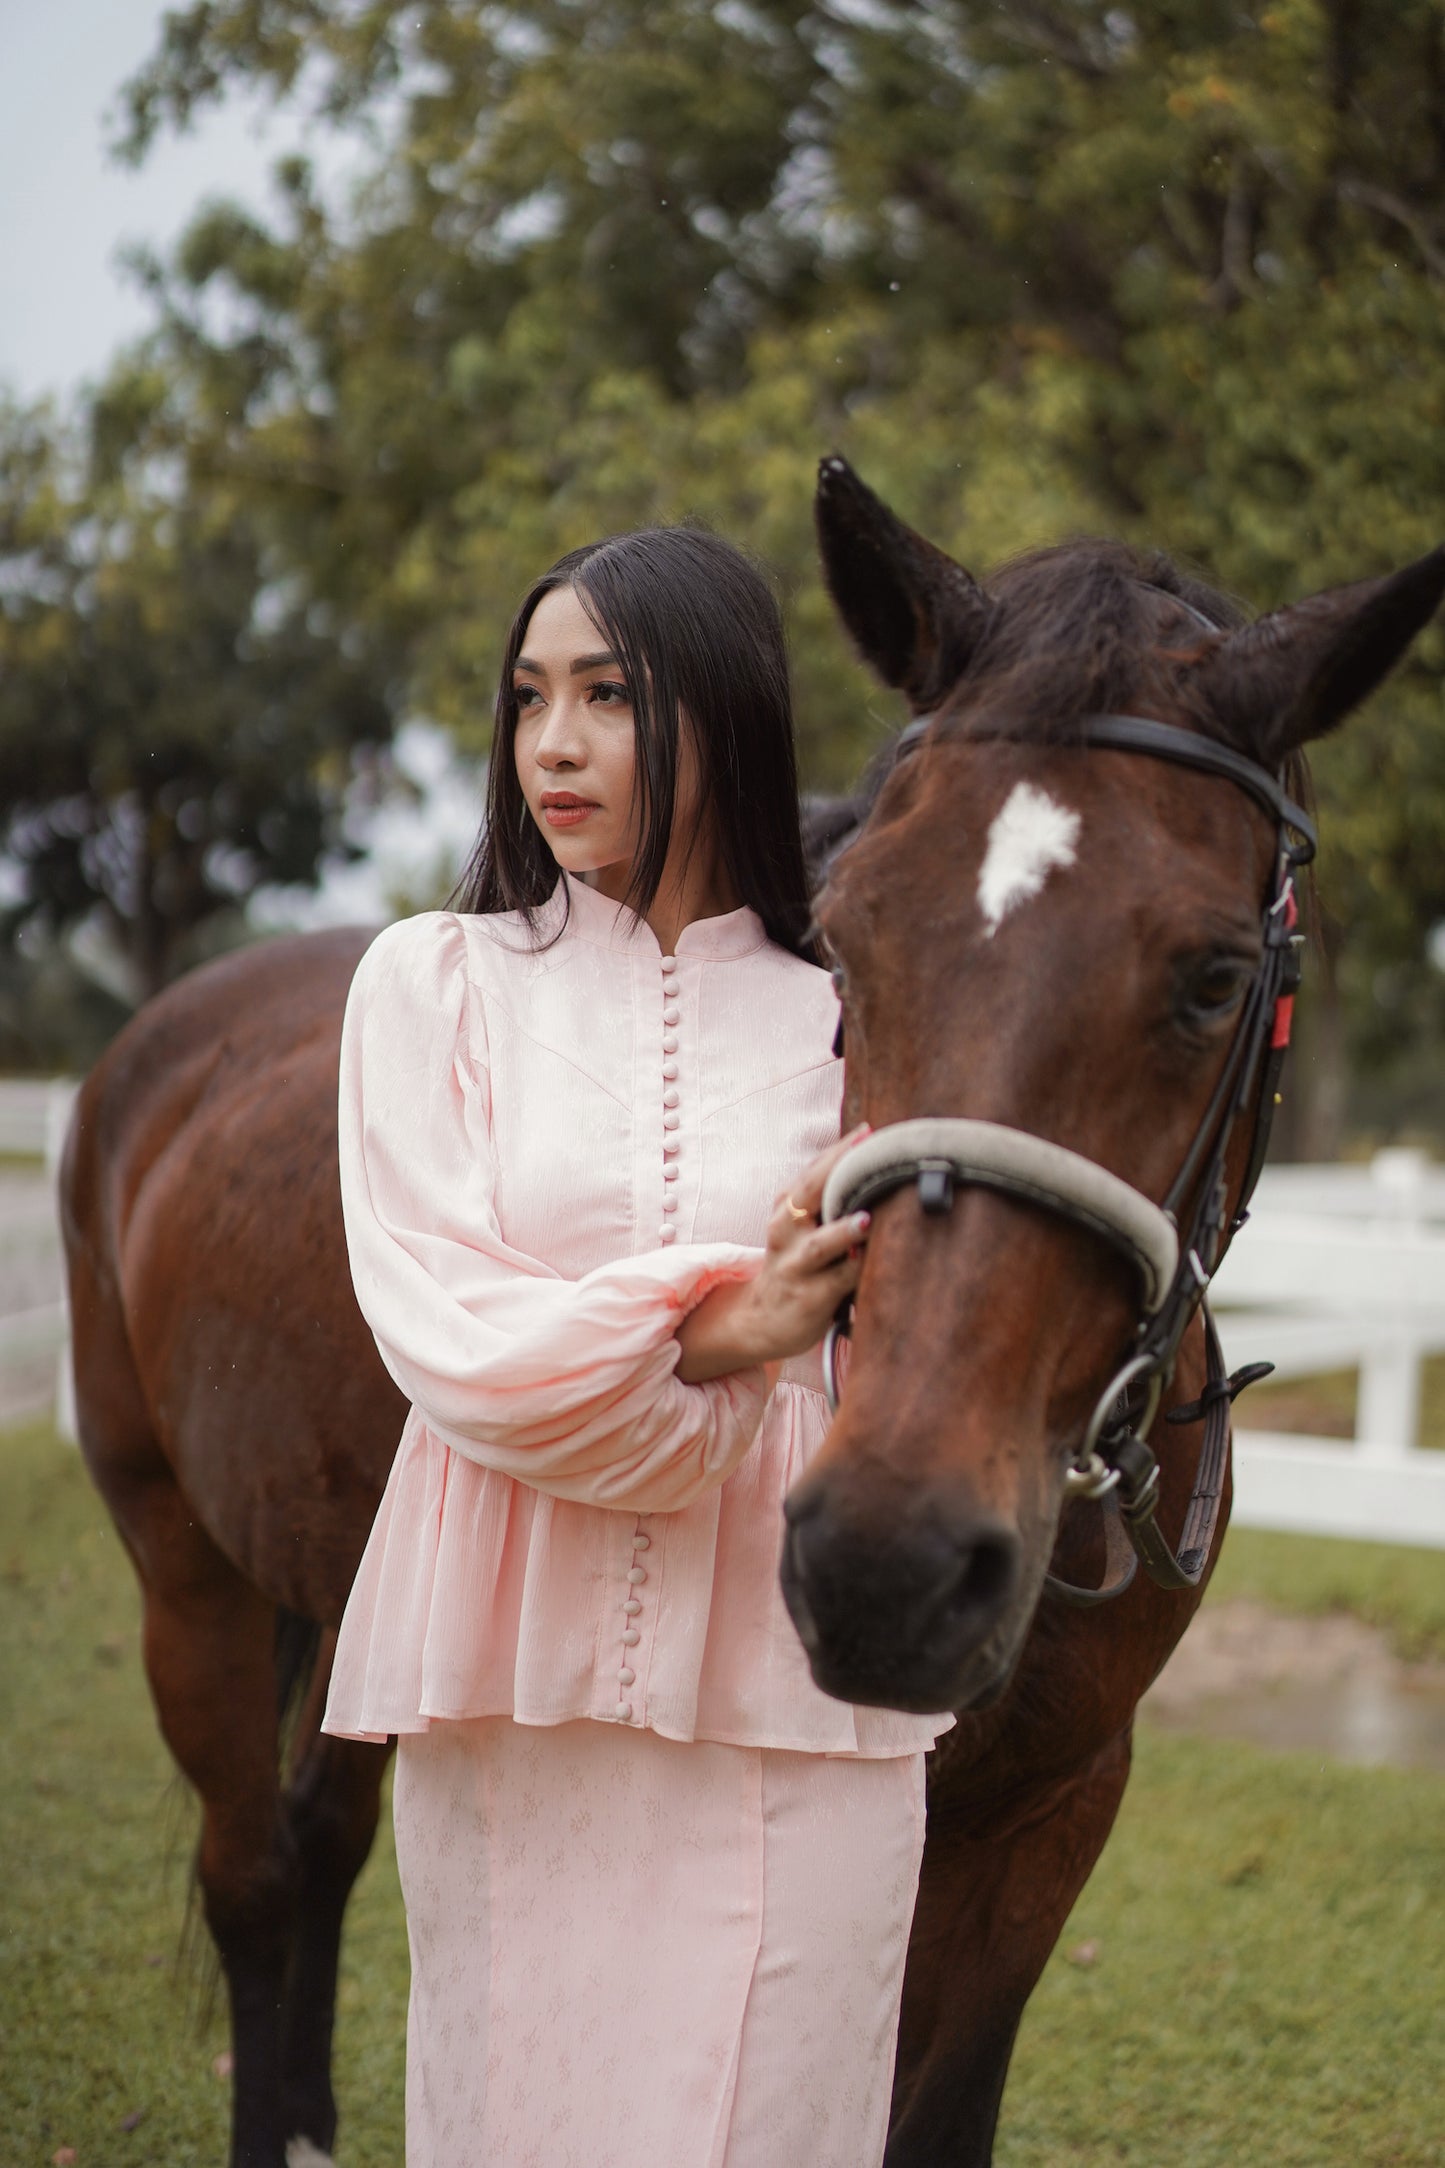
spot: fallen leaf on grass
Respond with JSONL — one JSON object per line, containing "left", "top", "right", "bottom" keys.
{"left": 120, "top": 2110, "right": 145, "bottom": 2132}
{"left": 144, "top": 1953, "right": 165, "bottom": 1969}
{"left": 213, "top": 2051, "right": 234, "bottom": 2080}
{"left": 1066, "top": 1940, "right": 1101, "bottom": 1968}
{"left": 53, "top": 2149, "right": 77, "bottom": 2165}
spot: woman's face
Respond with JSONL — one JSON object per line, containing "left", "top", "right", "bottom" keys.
{"left": 512, "top": 584, "right": 642, "bottom": 886}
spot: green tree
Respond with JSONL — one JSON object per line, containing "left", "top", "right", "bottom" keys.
{"left": 0, "top": 402, "right": 391, "bottom": 999}
{"left": 6, "top": 1, "right": 1445, "bottom": 1132}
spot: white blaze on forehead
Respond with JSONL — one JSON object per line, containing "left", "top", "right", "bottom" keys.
{"left": 977, "top": 781, "right": 1081, "bottom": 936}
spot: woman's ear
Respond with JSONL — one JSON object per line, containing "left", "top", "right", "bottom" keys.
{"left": 1185, "top": 547, "right": 1445, "bottom": 763}
{"left": 814, "top": 457, "right": 994, "bottom": 712}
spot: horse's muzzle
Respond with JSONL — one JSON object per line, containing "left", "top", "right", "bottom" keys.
{"left": 779, "top": 1480, "right": 1022, "bottom": 1714}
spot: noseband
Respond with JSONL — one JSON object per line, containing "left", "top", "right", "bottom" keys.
{"left": 819, "top": 710, "right": 1314, "bottom": 1605}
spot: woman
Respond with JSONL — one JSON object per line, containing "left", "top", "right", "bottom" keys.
{"left": 322, "top": 525, "right": 953, "bottom": 2166}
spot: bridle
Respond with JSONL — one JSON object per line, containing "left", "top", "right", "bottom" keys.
{"left": 818, "top": 702, "right": 1313, "bottom": 1605}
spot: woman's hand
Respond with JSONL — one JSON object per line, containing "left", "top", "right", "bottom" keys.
{"left": 674, "top": 1126, "right": 872, "bottom": 1385}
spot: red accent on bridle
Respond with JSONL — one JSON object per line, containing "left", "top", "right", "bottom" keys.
{"left": 1270, "top": 888, "right": 1300, "bottom": 1050}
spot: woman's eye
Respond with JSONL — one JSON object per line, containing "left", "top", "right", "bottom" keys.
{"left": 514, "top": 684, "right": 543, "bottom": 709}
{"left": 588, "top": 681, "right": 630, "bottom": 706}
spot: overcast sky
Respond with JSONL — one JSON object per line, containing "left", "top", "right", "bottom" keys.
{"left": 0, "top": 0, "right": 348, "bottom": 403}
{"left": 0, "top": 3, "right": 478, "bottom": 928}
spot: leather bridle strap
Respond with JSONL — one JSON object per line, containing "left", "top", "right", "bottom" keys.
{"left": 1081, "top": 714, "right": 1316, "bottom": 862}
{"left": 1043, "top": 1307, "right": 1236, "bottom": 1606}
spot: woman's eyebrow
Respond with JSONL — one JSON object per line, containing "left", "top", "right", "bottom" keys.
{"left": 512, "top": 650, "right": 620, "bottom": 677}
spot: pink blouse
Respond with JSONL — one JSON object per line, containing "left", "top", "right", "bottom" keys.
{"left": 321, "top": 873, "right": 952, "bottom": 1757}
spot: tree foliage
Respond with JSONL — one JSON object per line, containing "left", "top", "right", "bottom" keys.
{"left": 4, "top": 1, "right": 1444, "bottom": 1119}
{"left": 0, "top": 402, "right": 390, "bottom": 999}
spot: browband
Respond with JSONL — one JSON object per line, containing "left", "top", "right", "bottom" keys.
{"left": 895, "top": 711, "right": 1317, "bottom": 865}
{"left": 1081, "top": 716, "right": 1316, "bottom": 861}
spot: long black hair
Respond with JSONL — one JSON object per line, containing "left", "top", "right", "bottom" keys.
{"left": 448, "top": 526, "right": 816, "bottom": 959}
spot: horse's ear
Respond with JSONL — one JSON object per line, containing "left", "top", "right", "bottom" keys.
{"left": 1189, "top": 547, "right": 1445, "bottom": 762}
{"left": 815, "top": 456, "right": 993, "bottom": 709}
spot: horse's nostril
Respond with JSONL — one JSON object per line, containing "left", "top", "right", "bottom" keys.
{"left": 942, "top": 1533, "right": 1017, "bottom": 1628}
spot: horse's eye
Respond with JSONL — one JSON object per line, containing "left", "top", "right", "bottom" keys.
{"left": 1178, "top": 955, "right": 1254, "bottom": 1028}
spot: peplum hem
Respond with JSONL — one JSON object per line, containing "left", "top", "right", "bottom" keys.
{"left": 323, "top": 1383, "right": 952, "bottom": 1760}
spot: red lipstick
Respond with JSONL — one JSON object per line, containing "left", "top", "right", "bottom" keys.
{"left": 540, "top": 790, "right": 599, "bottom": 829}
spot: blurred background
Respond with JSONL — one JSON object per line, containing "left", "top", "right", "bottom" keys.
{"left": 3, "top": 8, "right": 1443, "bottom": 2163}
{"left": 2, "top": 0, "right": 1444, "bottom": 1151}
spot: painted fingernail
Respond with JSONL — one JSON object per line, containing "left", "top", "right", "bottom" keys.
{"left": 853, "top": 1210, "right": 871, "bottom": 1231}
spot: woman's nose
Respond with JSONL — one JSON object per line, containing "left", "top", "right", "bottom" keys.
{"left": 533, "top": 702, "right": 585, "bottom": 768}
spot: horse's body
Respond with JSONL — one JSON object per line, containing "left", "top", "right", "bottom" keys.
{"left": 60, "top": 928, "right": 400, "bottom": 2162}
{"left": 62, "top": 469, "right": 1445, "bottom": 2168}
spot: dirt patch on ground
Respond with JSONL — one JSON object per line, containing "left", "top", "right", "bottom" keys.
{"left": 1143, "top": 1598, "right": 1445, "bottom": 1771}
{"left": 1147, "top": 1598, "right": 1430, "bottom": 1709}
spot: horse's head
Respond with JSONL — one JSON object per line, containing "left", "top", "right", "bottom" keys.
{"left": 783, "top": 456, "right": 1445, "bottom": 1716}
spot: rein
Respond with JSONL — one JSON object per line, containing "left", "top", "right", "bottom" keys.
{"left": 819, "top": 710, "right": 1313, "bottom": 1605}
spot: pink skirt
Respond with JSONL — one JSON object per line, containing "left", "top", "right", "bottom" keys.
{"left": 391, "top": 1717, "right": 928, "bottom": 2167}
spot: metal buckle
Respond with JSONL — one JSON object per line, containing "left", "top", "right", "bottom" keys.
{"left": 1064, "top": 1448, "right": 1121, "bottom": 1502}
{"left": 1065, "top": 1352, "right": 1162, "bottom": 1500}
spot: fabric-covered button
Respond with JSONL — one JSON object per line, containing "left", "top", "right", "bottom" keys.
{"left": 663, "top": 1111, "right": 680, "bottom": 1131}
{"left": 628, "top": 1565, "right": 648, "bottom": 1585}
{"left": 662, "top": 1034, "right": 679, "bottom": 1054}
{"left": 621, "top": 1627, "right": 640, "bottom": 1646}
{"left": 662, "top": 1087, "right": 679, "bottom": 1107}
{"left": 663, "top": 1005, "right": 680, "bottom": 1026}
{"left": 618, "top": 1666, "right": 636, "bottom": 1687}
{"left": 661, "top": 1060, "right": 679, "bottom": 1080}
{"left": 615, "top": 1701, "right": 633, "bottom": 1720}
{"left": 663, "top": 1162, "right": 679, "bottom": 1183}
{"left": 662, "top": 1195, "right": 677, "bottom": 1214}
{"left": 663, "top": 1136, "right": 679, "bottom": 1156}
{"left": 624, "top": 1597, "right": 642, "bottom": 1616}
{"left": 658, "top": 1225, "right": 676, "bottom": 1243}
{"left": 632, "top": 1532, "right": 651, "bottom": 1550}
{"left": 660, "top": 954, "right": 677, "bottom": 969}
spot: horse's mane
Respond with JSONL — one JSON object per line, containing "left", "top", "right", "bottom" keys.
{"left": 804, "top": 538, "right": 1309, "bottom": 890}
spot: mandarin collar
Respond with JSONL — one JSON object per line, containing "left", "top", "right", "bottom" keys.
{"left": 553, "top": 873, "right": 768, "bottom": 961}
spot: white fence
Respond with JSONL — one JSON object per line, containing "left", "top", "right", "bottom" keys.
{"left": 0, "top": 1079, "right": 79, "bottom": 1432}
{"left": 3, "top": 1080, "right": 1443, "bottom": 1546}
{"left": 1215, "top": 1150, "right": 1445, "bottom": 1548}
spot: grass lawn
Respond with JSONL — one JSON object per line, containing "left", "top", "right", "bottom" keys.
{"left": 3, "top": 1415, "right": 1442, "bottom": 2166}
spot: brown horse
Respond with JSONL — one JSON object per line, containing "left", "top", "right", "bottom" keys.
{"left": 59, "top": 464, "right": 1443, "bottom": 2168}
{"left": 793, "top": 459, "right": 1445, "bottom": 2162}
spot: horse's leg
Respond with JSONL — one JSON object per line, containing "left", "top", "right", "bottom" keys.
{"left": 68, "top": 1249, "right": 294, "bottom": 2167}
{"left": 133, "top": 1505, "right": 299, "bottom": 2168}
{"left": 885, "top": 1729, "right": 1133, "bottom": 2168}
{"left": 277, "top": 1640, "right": 392, "bottom": 2159}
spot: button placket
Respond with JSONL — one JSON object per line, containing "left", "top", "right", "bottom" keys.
{"left": 615, "top": 1514, "right": 652, "bottom": 1719}
{"left": 658, "top": 953, "right": 681, "bottom": 1245}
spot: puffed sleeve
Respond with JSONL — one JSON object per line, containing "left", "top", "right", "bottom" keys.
{"left": 337, "top": 912, "right": 772, "bottom": 1512}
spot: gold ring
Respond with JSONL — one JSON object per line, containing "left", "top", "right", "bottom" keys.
{"left": 786, "top": 1196, "right": 813, "bottom": 1225}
